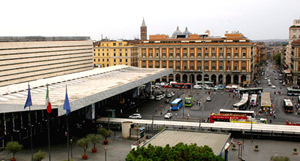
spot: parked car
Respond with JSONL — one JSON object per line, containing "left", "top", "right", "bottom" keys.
{"left": 164, "top": 113, "right": 173, "bottom": 119}
{"left": 271, "top": 85, "right": 276, "bottom": 89}
{"left": 256, "top": 81, "right": 261, "bottom": 84}
{"left": 193, "top": 85, "right": 201, "bottom": 89}
{"left": 171, "top": 92, "right": 175, "bottom": 96}
{"left": 166, "top": 92, "right": 173, "bottom": 98}
{"left": 129, "top": 113, "right": 142, "bottom": 119}
{"left": 279, "top": 80, "right": 283, "bottom": 83}
{"left": 275, "top": 77, "right": 278, "bottom": 80}
{"left": 156, "top": 95, "right": 162, "bottom": 101}
{"left": 206, "top": 96, "right": 211, "bottom": 102}
{"left": 150, "top": 95, "right": 155, "bottom": 100}
{"left": 264, "top": 77, "right": 267, "bottom": 80}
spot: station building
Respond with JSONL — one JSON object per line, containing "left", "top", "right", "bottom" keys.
{"left": 0, "top": 65, "right": 172, "bottom": 148}
{"left": 0, "top": 36, "right": 93, "bottom": 87}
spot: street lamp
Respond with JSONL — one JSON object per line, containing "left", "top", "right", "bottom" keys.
{"left": 200, "top": 33, "right": 208, "bottom": 123}
{"left": 104, "top": 147, "right": 107, "bottom": 161}
{"left": 221, "top": 36, "right": 227, "bottom": 86}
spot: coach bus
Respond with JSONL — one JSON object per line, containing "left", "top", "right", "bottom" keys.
{"left": 233, "top": 93, "right": 249, "bottom": 110}
{"left": 283, "top": 99, "right": 294, "bottom": 113}
{"left": 239, "top": 87, "right": 263, "bottom": 95}
{"left": 184, "top": 96, "right": 193, "bottom": 107}
{"left": 250, "top": 94, "right": 258, "bottom": 107}
{"left": 171, "top": 98, "right": 183, "bottom": 110}
{"left": 287, "top": 87, "right": 300, "bottom": 96}
{"left": 171, "top": 83, "right": 192, "bottom": 89}
{"left": 261, "top": 92, "right": 272, "bottom": 112}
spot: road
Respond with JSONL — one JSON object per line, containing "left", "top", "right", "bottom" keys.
{"left": 123, "top": 62, "right": 300, "bottom": 124}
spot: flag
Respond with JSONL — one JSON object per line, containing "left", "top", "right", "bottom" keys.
{"left": 24, "top": 84, "right": 32, "bottom": 109}
{"left": 46, "top": 86, "right": 52, "bottom": 113}
{"left": 63, "top": 86, "right": 71, "bottom": 115}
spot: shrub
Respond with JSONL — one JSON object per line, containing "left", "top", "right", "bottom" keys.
{"left": 5, "top": 141, "right": 23, "bottom": 159}
{"left": 87, "top": 134, "right": 102, "bottom": 149}
{"left": 77, "top": 137, "right": 90, "bottom": 155}
{"left": 98, "top": 128, "right": 113, "bottom": 139}
{"left": 33, "top": 150, "right": 46, "bottom": 161}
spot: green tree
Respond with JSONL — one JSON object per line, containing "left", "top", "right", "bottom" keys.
{"left": 274, "top": 53, "right": 281, "bottom": 66}
{"left": 5, "top": 141, "right": 23, "bottom": 159}
{"left": 77, "top": 137, "right": 90, "bottom": 155}
{"left": 126, "top": 142, "right": 224, "bottom": 161}
{"left": 98, "top": 128, "right": 113, "bottom": 139}
{"left": 33, "top": 150, "right": 46, "bottom": 161}
{"left": 87, "top": 134, "right": 102, "bottom": 149}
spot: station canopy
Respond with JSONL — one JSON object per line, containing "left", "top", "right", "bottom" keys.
{"left": 0, "top": 65, "right": 172, "bottom": 116}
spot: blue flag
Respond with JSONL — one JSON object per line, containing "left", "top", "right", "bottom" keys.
{"left": 63, "top": 86, "right": 71, "bottom": 115}
{"left": 24, "top": 84, "right": 32, "bottom": 109}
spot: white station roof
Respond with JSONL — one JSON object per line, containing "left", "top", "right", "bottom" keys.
{"left": 0, "top": 65, "right": 172, "bottom": 116}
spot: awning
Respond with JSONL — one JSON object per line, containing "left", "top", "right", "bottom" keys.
{"left": 283, "top": 69, "right": 291, "bottom": 74}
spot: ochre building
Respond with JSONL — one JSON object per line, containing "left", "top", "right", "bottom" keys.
{"left": 93, "top": 40, "right": 138, "bottom": 68}
{"left": 138, "top": 28, "right": 254, "bottom": 85}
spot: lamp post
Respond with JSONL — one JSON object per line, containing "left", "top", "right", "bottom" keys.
{"left": 221, "top": 36, "right": 227, "bottom": 86}
{"left": 70, "top": 139, "right": 73, "bottom": 159}
{"left": 200, "top": 33, "right": 208, "bottom": 123}
{"left": 104, "top": 147, "right": 107, "bottom": 161}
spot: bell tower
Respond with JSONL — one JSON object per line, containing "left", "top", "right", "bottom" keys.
{"left": 140, "top": 18, "right": 147, "bottom": 40}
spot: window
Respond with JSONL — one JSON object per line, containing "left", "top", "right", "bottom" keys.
{"left": 191, "top": 65, "right": 194, "bottom": 70}
{"left": 220, "top": 52, "right": 223, "bottom": 57}
{"left": 219, "top": 66, "right": 223, "bottom": 70}
{"left": 163, "top": 52, "right": 166, "bottom": 56}
{"left": 205, "top": 52, "right": 208, "bottom": 56}
{"left": 94, "top": 59, "right": 95, "bottom": 62}
{"left": 149, "top": 53, "right": 153, "bottom": 56}
{"left": 102, "top": 59, "right": 104, "bottom": 61}
{"left": 107, "top": 53, "right": 109, "bottom": 56}
{"left": 149, "top": 65, "right": 153, "bottom": 68}
{"left": 242, "top": 61, "right": 246, "bottom": 64}
{"left": 242, "top": 66, "right": 246, "bottom": 70}
{"left": 120, "top": 59, "right": 122, "bottom": 62}
{"left": 243, "top": 52, "right": 246, "bottom": 56}
{"left": 205, "top": 65, "right": 208, "bottom": 70}
{"left": 98, "top": 59, "right": 100, "bottom": 61}
{"left": 156, "top": 53, "right": 159, "bottom": 57}
{"left": 234, "top": 66, "right": 238, "bottom": 70}
{"left": 170, "top": 64, "right": 173, "bottom": 68}
{"left": 126, "top": 53, "right": 128, "bottom": 56}
{"left": 143, "top": 53, "right": 146, "bottom": 56}
{"left": 198, "top": 65, "right": 201, "bottom": 70}
{"left": 119, "top": 43, "right": 122, "bottom": 46}
{"left": 107, "top": 59, "right": 109, "bottom": 61}
{"left": 235, "top": 53, "right": 238, "bottom": 57}
{"left": 177, "top": 65, "right": 180, "bottom": 70}
{"left": 227, "top": 52, "right": 231, "bottom": 57}
{"left": 120, "top": 53, "right": 122, "bottom": 56}
{"left": 113, "top": 43, "right": 116, "bottom": 46}
{"left": 114, "top": 59, "right": 116, "bottom": 62}
{"left": 191, "top": 60, "right": 194, "bottom": 64}
{"left": 170, "top": 60, "right": 173, "bottom": 64}
{"left": 102, "top": 53, "right": 104, "bottom": 56}
{"left": 184, "top": 66, "right": 187, "bottom": 70}
{"left": 170, "top": 53, "right": 173, "bottom": 57}
{"left": 184, "top": 52, "right": 187, "bottom": 56}
{"left": 114, "top": 53, "right": 116, "bottom": 56}
{"left": 190, "top": 52, "right": 194, "bottom": 57}
{"left": 212, "top": 66, "right": 216, "bottom": 70}
{"left": 98, "top": 53, "right": 100, "bottom": 56}
{"left": 114, "top": 49, "right": 116, "bottom": 51}
{"left": 212, "top": 60, "right": 216, "bottom": 63}
{"left": 212, "top": 52, "right": 216, "bottom": 56}
{"left": 94, "top": 53, "right": 95, "bottom": 56}
{"left": 176, "top": 53, "right": 180, "bottom": 57}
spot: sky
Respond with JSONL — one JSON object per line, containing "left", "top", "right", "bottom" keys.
{"left": 0, "top": 0, "right": 299, "bottom": 40}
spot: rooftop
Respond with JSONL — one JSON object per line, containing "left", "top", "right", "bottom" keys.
{"left": 143, "top": 130, "right": 230, "bottom": 155}
{"left": 0, "top": 65, "right": 172, "bottom": 116}
{"left": 0, "top": 36, "right": 90, "bottom": 42}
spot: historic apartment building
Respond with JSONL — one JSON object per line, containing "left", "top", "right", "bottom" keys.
{"left": 93, "top": 40, "right": 138, "bottom": 68}
{"left": 137, "top": 25, "right": 254, "bottom": 85}
{"left": 0, "top": 37, "right": 93, "bottom": 87}
{"left": 291, "top": 40, "right": 300, "bottom": 86}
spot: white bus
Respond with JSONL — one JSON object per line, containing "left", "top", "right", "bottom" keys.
{"left": 250, "top": 94, "right": 258, "bottom": 107}
{"left": 233, "top": 93, "right": 249, "bottom": 110}
{"left": 219, "top": 109, "right": 255, "bottom": 118}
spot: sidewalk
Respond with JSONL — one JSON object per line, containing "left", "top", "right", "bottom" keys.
{"left": 0, "top": 131, "right": 134, "bottom": 161}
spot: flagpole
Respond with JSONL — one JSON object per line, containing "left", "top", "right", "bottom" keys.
{"left": 46, "top": 85, "right": 52, "bottom": 161}
{"left": 29, "top": 106, "right": 33, "bottom": 161}
{"left": 47, "top": 113, "right": 51, "bottom": 161}
{"left": 67, "top": 115, "right": 70, "bottom": 161}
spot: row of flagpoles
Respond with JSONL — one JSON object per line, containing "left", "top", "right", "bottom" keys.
{"left": 24, "top": 83, "right": 71, "bottom": 161}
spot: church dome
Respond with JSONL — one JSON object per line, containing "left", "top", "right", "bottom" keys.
{"left": 172, "top": 26, "right": 183, "bottom": 38}
{"left": 183, "top": 27, "right": 191, "bottom": 36}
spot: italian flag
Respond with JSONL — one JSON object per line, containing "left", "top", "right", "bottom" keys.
{"left": 46, "top": 86, "right": 52, "bottom": 113}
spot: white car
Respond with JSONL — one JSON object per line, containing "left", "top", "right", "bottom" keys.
{"left": 206, "top": 96, "right": 211, "bottom": 102}
{"left": 166, "top": 93, "right": 173, "bottom": 98}
{"left": 171, "top": 92, "right": 175, "bottom": 96}
{"left": 271, "top": 85, "right": 276, "bottom": 89}
{"left": 129, "top": 113, "right": 142, "bottom": 119}
{"left": 150, "top": 95, "right": 155, "bottom": 100}
{"left": 193, "top": 85, "right": 201, "bottom": 89}
{"left": 156, "top": 95, "right": 162, "bottom": 101}
{"left": 164, "top": 113, "right": 173, "bottom": 119}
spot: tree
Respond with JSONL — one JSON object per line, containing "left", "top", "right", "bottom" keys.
{"left": 98, "top": 128, "right": 113, "bottom": 144}
{"left": 274, "top": 53, "right": 281, "bottom": 66}
{"left": 126, "top": 142, "right": 224, "bottom": 161}
{"left": 77, "top": 137, "right": 90, "bottom": 156}
{"left": 33, "top": 150, "right": 46, "bottom": 161}
{"left": 87, "top": 134, "right": 102, "bottom": 150}
{"left": 5, "top": 141, "right": 23, "bottom": 159}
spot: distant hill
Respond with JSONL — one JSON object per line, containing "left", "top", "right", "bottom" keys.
{"left": 253, "top": 39, "right": 289, "bottom": 42}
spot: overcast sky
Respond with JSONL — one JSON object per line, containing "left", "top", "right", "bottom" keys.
{"left": 1, "top": 0, "right": 299, "bottom": 40}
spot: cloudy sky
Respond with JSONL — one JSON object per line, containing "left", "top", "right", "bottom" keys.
{"left": 1, "top": 0, "right": 299, "bottom": 40}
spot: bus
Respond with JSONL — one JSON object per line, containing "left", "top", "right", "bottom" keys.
{"left": 238, "top": 87, "right": 263, "bottom": 95}
{"left": 233, "top": 93, "right": 249, "bottom": 110}
{"left": 171, "top": 83, "right": 192, "bottom": 89}
{"left": 219, "top": 109, "right": 255, "bottom": 118}
{"left": 184, "top": 96, "right": 193, "bottom": 107}
{"left": 250, "top": 94, "right": 258, "bottom": 107}
{"left": 287, "top": 87, "right": 300, "bottom": 96}
{"left": 261, "top": 92, "right": 272, "bottom": 112}
{"left": 171, "top": 98, "right": 183, "bottom": 110}
{"left": 283, "top": 99, "right": 294, "bottom": 113}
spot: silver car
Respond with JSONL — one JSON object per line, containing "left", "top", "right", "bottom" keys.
{"left": 164, "top": 113, "right": 173, "bottom": 119}
{"left": 129, "top": 113, "right": 142, "bottom": 119}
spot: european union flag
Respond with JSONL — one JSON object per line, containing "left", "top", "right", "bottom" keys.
{"left": 63, "top": 86, "right": 71, "bottom": 115}
{"left": 24, "top": 84, "right": 32, "bottom": 109}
